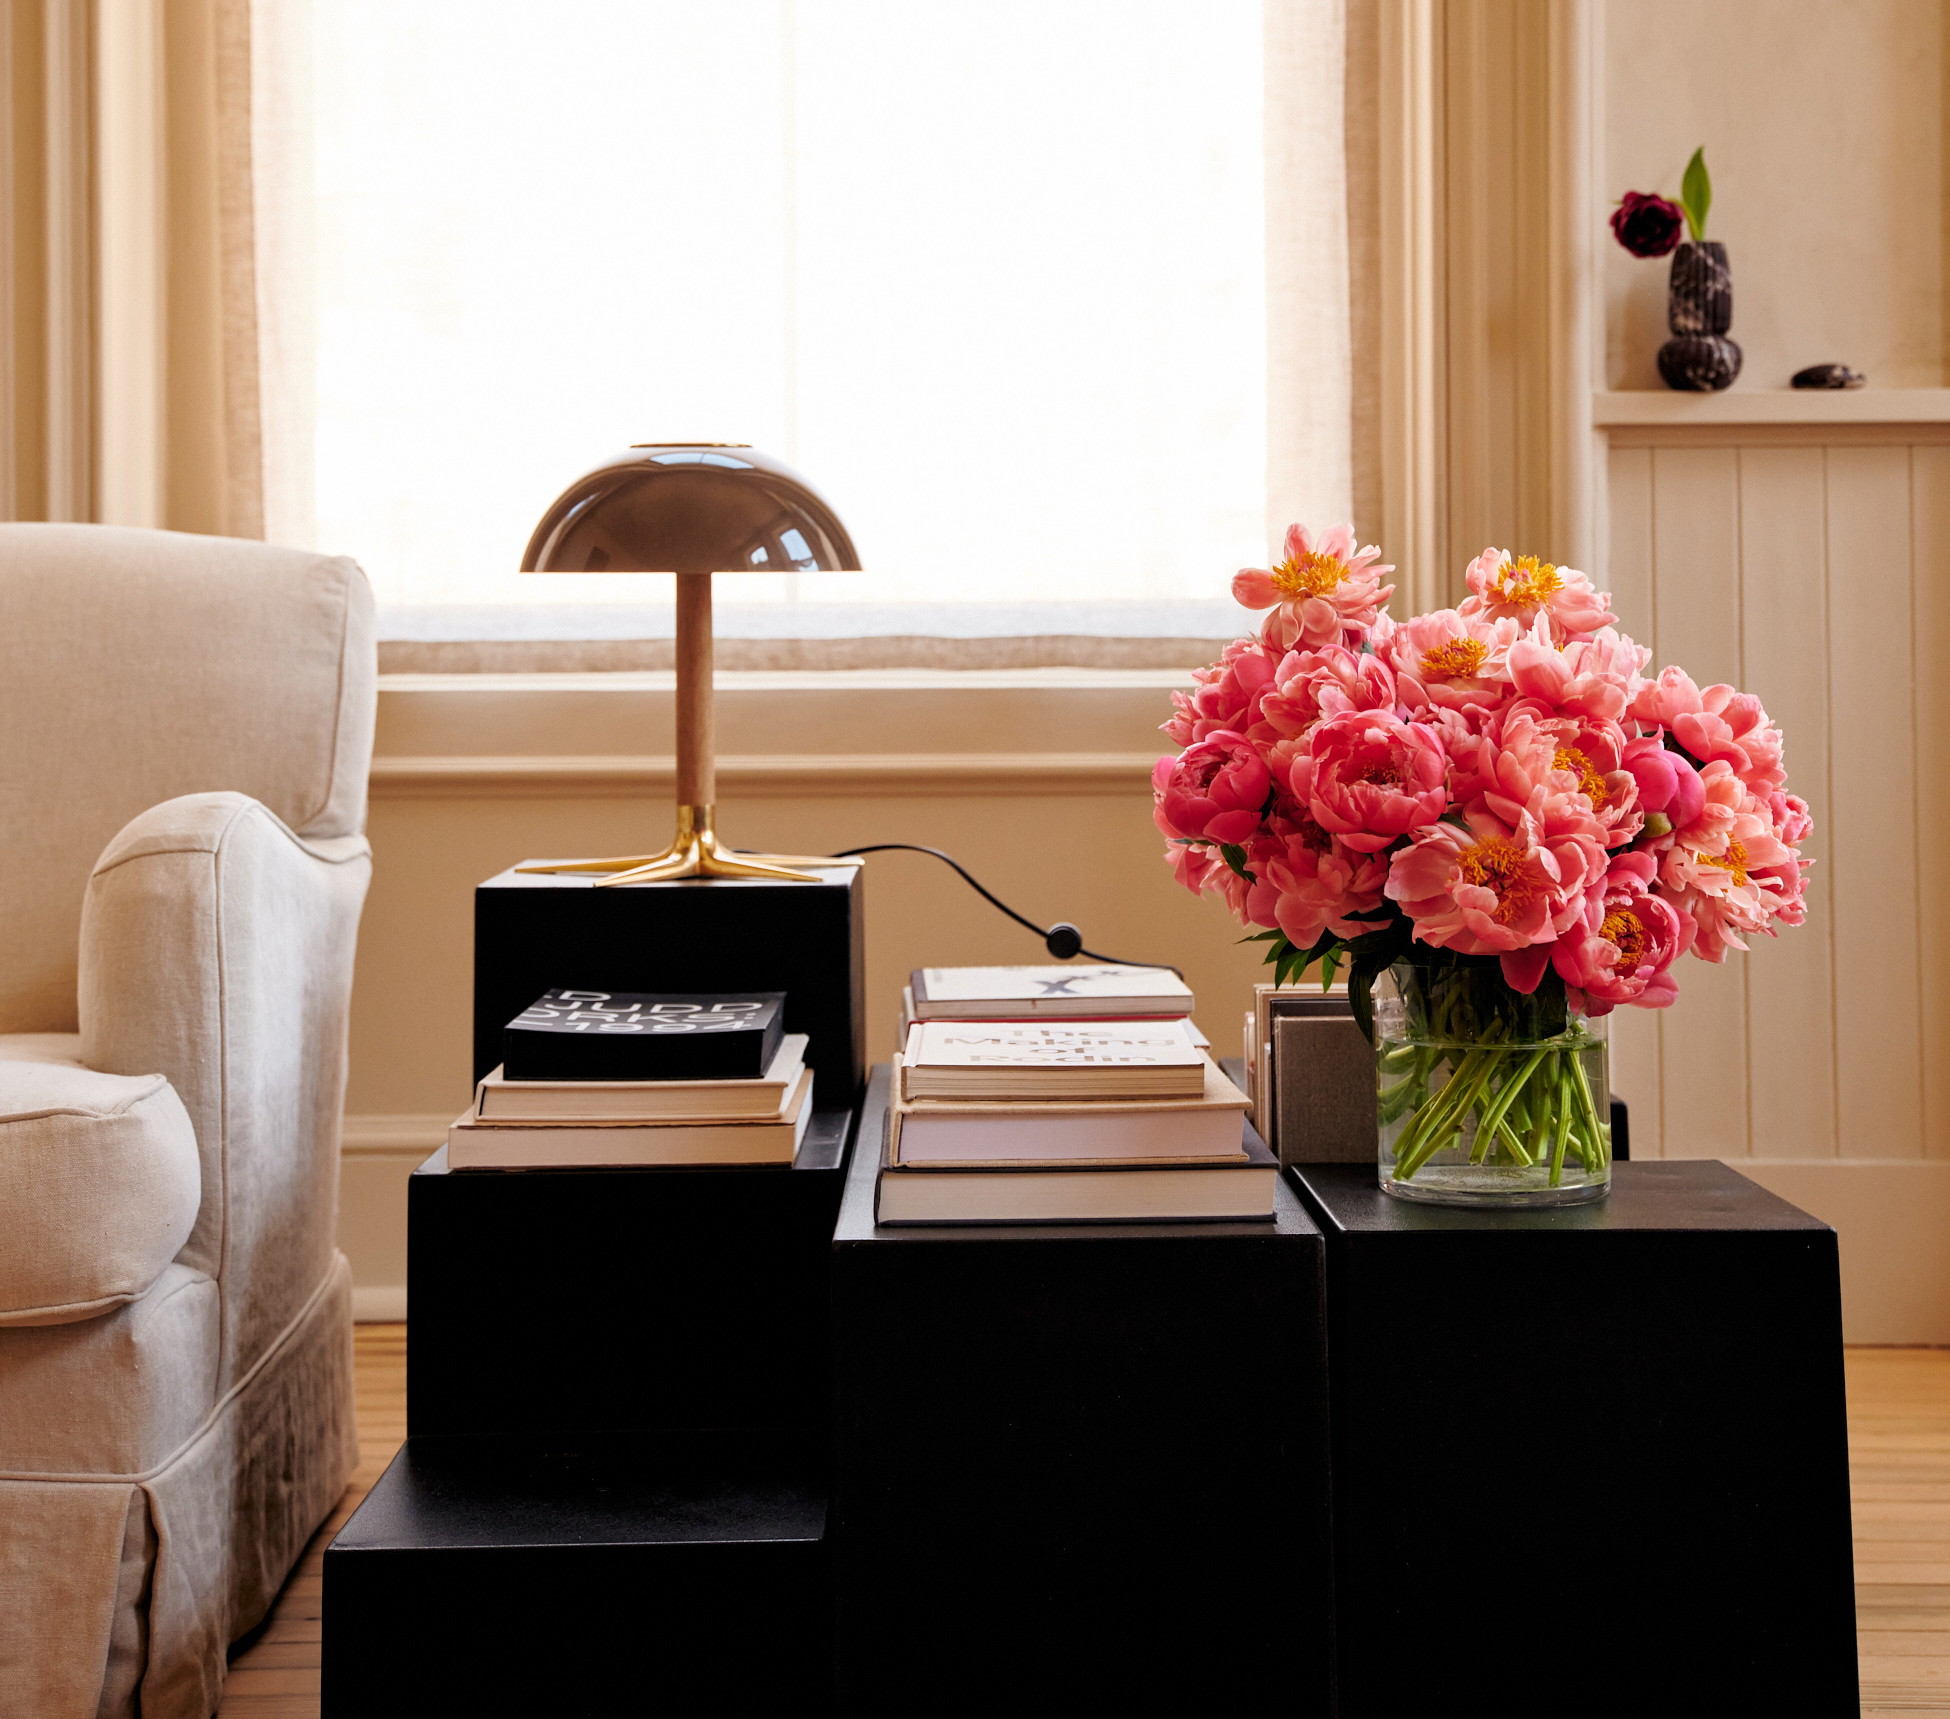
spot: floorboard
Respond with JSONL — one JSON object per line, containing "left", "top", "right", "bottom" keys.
{"left": 214, "top": 1331, "right": 1950, "bottom": 1717}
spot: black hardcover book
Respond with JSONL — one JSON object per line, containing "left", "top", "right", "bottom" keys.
{"left": 503, "top": 990, "right": 787, "bottom": 1081}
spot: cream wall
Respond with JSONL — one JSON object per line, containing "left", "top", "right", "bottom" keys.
{"left": 1592, "top": 0, "right": 1950, "bottom": 1342}
{"left": 1602, "top": 0, "right": 1947, "bottom": 392}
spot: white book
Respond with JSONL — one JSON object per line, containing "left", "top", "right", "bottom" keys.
{"left": 448, "top": 1067, "right": 813, "bottom": 1167}
{"left": 877, "top": 1136, "right": 1277, "bottom": 1224}
{"left": 900, "top": 1019, "right": 1207, "bottom": 1102}
{"left": 474, "top": 1036, "right": 808, "bottom": 1122}
{"left": 890, "top": 1057, "right": 1249, "bottom": 1166}
{"left": 909, "top": 964, "right": 1194, "bottom": 1021}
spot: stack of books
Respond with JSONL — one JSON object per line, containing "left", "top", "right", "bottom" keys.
{"left": 446, "top": 989, "right": 815, "bottom": 1168}
{"left": 880, "top": 967, "right": 1274, "bottom": 1224}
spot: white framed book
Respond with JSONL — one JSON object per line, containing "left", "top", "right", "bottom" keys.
{"left": 899, "top": 1019, "right": 1207, "bottom": 1103}
{"left": 449, "top": 1067, "right": 813, "bottom": 1168}
{"left": 473, "top": 1035, "right": 808, "bottom": 1123}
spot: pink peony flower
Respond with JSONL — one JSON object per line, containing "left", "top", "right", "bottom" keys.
{"left": 1505, "top": 619, "right": 1647, "bottom": 721}
{"left": 1475, "top": 706, "right": 1639, "bottom": 850}
{"left": 1460, "top": 547, "right": 1616, "bottom": 641}
{"left": 1152, "top": 734, "right": 1270, "bottom": 846}
{"left": 1243, "top": 812, "right": 1390, "bottom": 949}
{"left": 1630, "top": 668, "right": 1786, "bottom": 791}
{"left": 1163, "top": 834, "right": 1254, "bottom": 917}
{"left": 1162, "top": 638, "right": 1278, "bottom": 747}
{"left": 1552, "top": 851, "right": 1693, "bottom": 1014}
{"left": 1249, "top": 644, "right": 1399, "bottom": 748}
{"left": 1622, "top": 735, "right": 1705, "bottom": 831}
{"left": 1292, "top": 710, "right": 1449, "bottom": 853}
{"left": 1656, "top": 779, "right": 1801, "bottom": 961}
{"left": 1386, "top": 609, "right": 1520, "bottom": 714}
{"left": 1233, "top": 523, "right": 1396, "bottom": 654}
{"left": 1384, "top": 809, "right": 1576, "bottom": 985}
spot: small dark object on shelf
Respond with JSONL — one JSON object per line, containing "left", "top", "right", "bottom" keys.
{"left": 1658, "top": 240, "right": 1742, "bottom": 392}
{"left": 1792, "top": 363, "right": 1866, "bottom": 390}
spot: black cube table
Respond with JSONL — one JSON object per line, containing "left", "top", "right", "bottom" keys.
{"left": 829, "top": 1067, "right": 1334, "bottom": 1716}
{"left": 323, "top": 1432, "right": 828, "bottom": 1717}
{"left": 1291, "top": 1161, "right": 1857, "bottom": 1718}
{"left": 474, "top": 863, "right": 865, "bottom": 1105}
{"left": 324, "top": 1109, "right": 859, "bottom": 1716}
{"left": 406, "top": 1108, "right": 854, "bottom": 1438}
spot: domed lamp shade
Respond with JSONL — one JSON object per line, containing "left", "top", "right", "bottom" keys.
{"left": 516, "top": 444, "right": 862, "bottom": 884}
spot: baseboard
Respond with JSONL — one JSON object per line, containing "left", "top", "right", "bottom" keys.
{"left": 352, "top": 1285, "right": 407, "bottom": 1322}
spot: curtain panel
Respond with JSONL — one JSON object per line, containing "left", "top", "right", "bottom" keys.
{"left": 0, "top": 0, "right": 306, "bottom": 543}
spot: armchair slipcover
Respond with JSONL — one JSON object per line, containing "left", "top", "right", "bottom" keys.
{"left": 0, "top": 524, "right": 376, "bottom": 1718}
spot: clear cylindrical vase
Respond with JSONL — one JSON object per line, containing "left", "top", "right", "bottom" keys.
{"left": 1375, "top": 959, "right": 1610, "bottom": 1207}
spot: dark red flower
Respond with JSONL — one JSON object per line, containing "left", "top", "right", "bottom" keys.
{"left": 1609, "top": 191, "right": 1685, "bottom": 259}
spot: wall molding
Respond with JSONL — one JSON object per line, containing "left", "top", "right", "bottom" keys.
{"left": 369, "top": 751, "right": 1167, "bottom": 800}
{"left": 340, "top": 1112, "right": 448, "bottom": 1155}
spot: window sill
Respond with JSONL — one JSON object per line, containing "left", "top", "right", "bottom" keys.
{"left": 374, "top": 600, "right": 1246, "bottom": 674}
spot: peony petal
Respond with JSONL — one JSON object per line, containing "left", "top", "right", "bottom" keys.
{"left": 1233, "top": 569, "right": 1280, "bottom": 610}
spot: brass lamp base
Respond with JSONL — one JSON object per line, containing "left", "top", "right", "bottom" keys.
{"left": 514, "top": 805, "right": 855, "bottom": 887}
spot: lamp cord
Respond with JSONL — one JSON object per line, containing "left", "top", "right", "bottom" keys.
{"left": 825, "top": 844, "right": 1185, "bottom": 978}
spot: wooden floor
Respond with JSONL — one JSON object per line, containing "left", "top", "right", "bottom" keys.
{"left": 219, "top": 1330, "right": 1950, "bottom": 1717}
{"left": 216, "top": 1325, "right": 404, "bottom": 1718}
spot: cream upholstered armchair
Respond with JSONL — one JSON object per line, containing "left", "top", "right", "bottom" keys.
{"left": 0, "top": 524, "right": 375, "bottom": 1719}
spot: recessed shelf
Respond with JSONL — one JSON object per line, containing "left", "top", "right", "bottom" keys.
{"left": 1594, "top": 388, "right": 1950, "bottom": 426}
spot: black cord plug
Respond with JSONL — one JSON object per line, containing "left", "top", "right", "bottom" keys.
{"left": 826, "top": 845, "right": 1181, "bottom": 977}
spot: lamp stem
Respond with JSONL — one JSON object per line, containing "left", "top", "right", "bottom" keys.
{"left": 676, "top": 572, "right": 715, "bottom": 808}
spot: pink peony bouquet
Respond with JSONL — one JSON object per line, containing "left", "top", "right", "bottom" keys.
{"left": 1153, "top": 523, "right": 1811, "bottom": 1192}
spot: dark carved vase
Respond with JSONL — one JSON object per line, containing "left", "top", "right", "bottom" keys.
{"left": 1657, "top": 240, "right": 1741, "bottom": 391}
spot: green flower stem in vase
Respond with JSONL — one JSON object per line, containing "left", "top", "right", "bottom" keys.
{"left": 1375, "top": 958, "right": 1610, "bottom": 1207}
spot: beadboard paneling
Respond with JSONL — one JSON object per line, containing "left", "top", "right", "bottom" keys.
{"left": 1606, "top": 436, "right": 1944, "bottom": 1163}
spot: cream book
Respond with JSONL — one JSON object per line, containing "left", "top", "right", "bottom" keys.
{"left": 876, "top": 1132, "right": 1277, "bottom": 1225}
{"left": 909, "top": 964, "right": 1194, "bottom": 1021}
{"left": 474, "top": 1035, "right": 808, "bottom": 1122}
{"left": 448, "top": 1067, "right": 813, "bottom": 1168}
{"left": 889, "top": 1056, "right": 1248, "bottom": 1167}
{"left": 900, "top": 1020, "right": 1206, "bottom": 1102}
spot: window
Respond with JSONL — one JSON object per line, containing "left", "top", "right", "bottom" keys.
{"left": 293, "top": 2, "right": 1346, "bottom": 631}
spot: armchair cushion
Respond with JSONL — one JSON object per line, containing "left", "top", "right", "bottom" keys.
{"left": 0, "top": 1060, "right": 199, "bottom": 1328}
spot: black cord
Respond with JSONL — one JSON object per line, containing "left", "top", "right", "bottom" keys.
{"left": 826, "top": 843, "right": 1184, "bottom": 978}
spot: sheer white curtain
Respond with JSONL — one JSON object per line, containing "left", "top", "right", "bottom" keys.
{"left": 260, "top": 0, "right": 1350, "bottom": 628}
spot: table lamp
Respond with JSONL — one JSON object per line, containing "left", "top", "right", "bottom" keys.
{"left": 510, "top": 438, "right": 861, "bottom": 884}
{"left": 516, "top": 444, "right": 862, "bottom": 885}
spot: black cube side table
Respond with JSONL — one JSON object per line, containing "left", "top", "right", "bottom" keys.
{"left": 324, "top": 1111, "right": 858, "bottom": 1717}
{"left": 407, "top": 1109, "right": 853, "bottom": 1438}
{"left": 474, "top": 863, "right": 865, "bottom": 1105}
{"left": 1292, "top": 1160, "right": 1857, "bottom": 1719}
{"left": 322, "top": 1431, "right": 828, "bottom": 1717}
{"left": 830, "top": 1068, "right": 1334, "bottom": 1717}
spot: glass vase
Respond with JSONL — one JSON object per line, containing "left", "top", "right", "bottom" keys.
{"left": 1375, "top": 959, "right": 1610, "bottom": 1208}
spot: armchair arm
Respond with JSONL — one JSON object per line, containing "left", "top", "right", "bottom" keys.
{"left": 78, "top": 792, "right": 371, "bottom": 1385}
{"left": 0, "top": 1063, "right": 198, "bottom": 1325}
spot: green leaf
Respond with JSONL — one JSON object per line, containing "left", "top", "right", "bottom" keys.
{"left": 1218, "top": 843, "right": 1257, "bottom": 884}
{"left": 1238, "top": 929, "right": 1286, "bottom": 943}
{"left": 1319, "top": 948, "right": 1343, "bottom": 992}
{"left": 1679, "top": 146, "right": 1710, "bottom": 242}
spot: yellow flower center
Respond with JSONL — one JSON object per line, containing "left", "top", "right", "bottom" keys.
{"left": 1457, "top": 835, "right": 1535, "bottom": 924}
{"left": 1697, "top": 838, "right": 1750, "bottom": 888}
{"left": 1271, "top": 550, "right": 1350, "bottom": 600}
{"left": 1490, "top": 554, "right": 1564, "bottom": 607}
{"left": 1599, "top": 909, "right": 1647, "bottom": 968}
{"left": 1553, "top": 745, "right": 1610, "bottom": 808}
{"left": 1420, "top": 637, "right": 1490, "bottom": 681}
{"left": 1359, "top": 763, "right": 1402, "bottom": 787}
